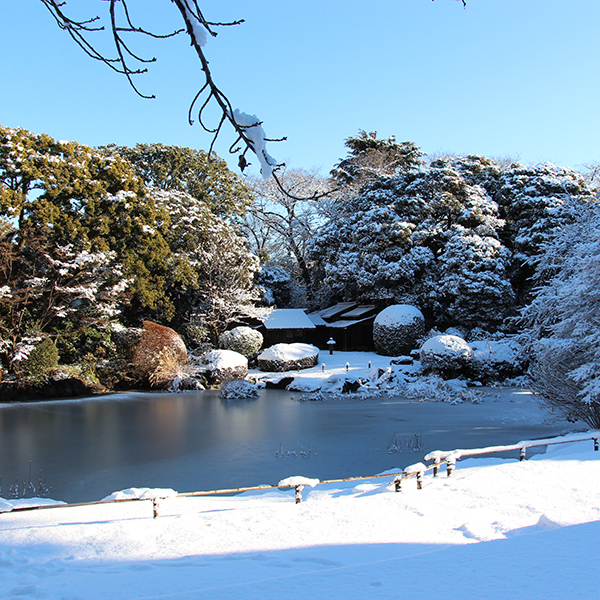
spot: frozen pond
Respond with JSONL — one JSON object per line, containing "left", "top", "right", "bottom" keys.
{"left": 0, "top": 388, "right": 576, "bottom": 503}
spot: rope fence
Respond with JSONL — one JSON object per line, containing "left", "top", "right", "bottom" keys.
{"left": 3, "top": 432, "right": 598, "bottom": 518}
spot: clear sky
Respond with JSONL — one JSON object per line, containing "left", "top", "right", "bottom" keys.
{"left": 1, "top": 0, "right": 599, "bottom": 178}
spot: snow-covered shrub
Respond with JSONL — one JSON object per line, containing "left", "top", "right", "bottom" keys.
{"left": 220, "top": 379, "right": 259, "bottom": 400}
{"left": 219, "top": 326, "right": 263, "bottom": 358}
{"left": 420, "top": 334, "right": 472, "bottom": 375}
{"left": 202, "top": 349, "right": 248, "bottom": 383}
{"left": 112, "top": 327, "right": 143, "bottom": 359}
{"left": 469, "top": 339, "right": 526, "bottom": 382}
{"left": 373, "top": 305, "right": 425, "bottom": 356}
{"left": 257, "top": 343, "right": 319, "bottom": 372}
{"left": 404, "top": 375, "right": 481, "bottom": 404}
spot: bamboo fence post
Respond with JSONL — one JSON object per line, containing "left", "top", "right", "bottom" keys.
{"left": 446, "top": 457, "right": 456, "bottom": 477}
{"left": 416, "top": 471, "right": 424, "bottom": 490}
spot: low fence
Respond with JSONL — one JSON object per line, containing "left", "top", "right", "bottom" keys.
{"left": 3, "top": 432, "right": 598, "bottom": 518}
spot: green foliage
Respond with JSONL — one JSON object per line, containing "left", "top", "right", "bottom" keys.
{"left": 219, "top": 326, "right": 263, "bottom": 357}
{"left": 112, "top": 143, "right": 252, "bottom": 218}
{"left": 150, "top": 189, "right": 260, "bottom": 339}
{"left": 22, "top": 337, "right": 59, "bottom": 379}
{"left": 331, "top": 130, "right": 425, "bottom": 188}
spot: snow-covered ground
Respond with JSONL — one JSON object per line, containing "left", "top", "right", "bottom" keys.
{"left": 1, "top": 434, "right": 599, "bottom": 599}
{"left": 251, "top": 349, "right": 418, "bottom": 391}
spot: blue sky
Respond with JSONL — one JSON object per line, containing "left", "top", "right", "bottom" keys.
{"left": 1, "top": 0, "right": 599, "bottom": 178}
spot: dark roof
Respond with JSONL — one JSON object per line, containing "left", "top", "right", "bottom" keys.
{"left": 339, "top": 305, "right": 377, "bottom": 319}
{"left": 307, "top": 312, "right": 328, "bottom": 326}
{"left": 325, "top": 317, "right": 374, "bottom": 329}
{"left": 318, "top": 302, "right": 358, "bottom": 320}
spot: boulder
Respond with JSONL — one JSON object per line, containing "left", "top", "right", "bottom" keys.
{"left": 202, "top": 349, "right": 248, "bottom": 384}
{"left": 131, "top": 321, "right": 187, "bottom": 381}
{"left": 420, "top": 334, "right": 472, "bottom": 375}
{"left": 373, "top": 305, "right": 425, "bottom": 356}
{"left": 257, "top": 343, "right": 319, "bottom": 372}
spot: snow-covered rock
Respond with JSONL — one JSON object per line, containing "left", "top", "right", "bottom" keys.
{"left": 202, "top": 349, "right": 248, "bottom": 383}
{"left": 219, "top": 326, "right": 263, "bottom": 358}
{"left": 373, "top": 305, "right": 425, "bottom": 356}
{"left": 257, "top": 343, "right": 319, "bottom": 372}
{"left": 420, "top": 334, "right": 472, "bottom": 375}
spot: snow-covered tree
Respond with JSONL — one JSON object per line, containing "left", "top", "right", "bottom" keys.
{"left": 449, "top": 155, "right": 595, "bottom": 304}
{"left": 113, "top": 143, "right": 252, "bottom": 218}
{"left": 0, "top": 227, "right": 129, "bottom": 368}
{"left": 151, "top": 189, "right": 261, "bottom": 344}
{"left": 521, "top": 200, "right": 600, "bottom": 429}
{"left": 331, "top": 131, "right": 425, "bottom": 191}
{"left": 0, "top": 125, "right": 173, "bottom": 319}
{"left": 309, "top": 160, "right": 512, "bottom": 329}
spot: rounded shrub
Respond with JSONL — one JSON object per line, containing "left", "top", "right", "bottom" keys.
{"left": 420, "top": 334, "right": 472, "bottom": 375}
{"left": 219, "top": 326, "right": 263, "bottom": 358}
{"left": 373, "top": 305, "right": 425, "bottom": 356}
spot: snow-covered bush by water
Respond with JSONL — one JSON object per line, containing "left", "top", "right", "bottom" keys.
{"left": 219, "top": 326, "right": 263, "bottom": 357}
{"left": 470, "top": 338, "right": 526, "bottom": 382}
{"left": 373, "top": 305, "right": 425, "bottom": 356}
{"left": 420, "top": 334, "right": 472, "bottom": 375}
{"left": 219, "top": 379, "right": 259, "bottom": 400}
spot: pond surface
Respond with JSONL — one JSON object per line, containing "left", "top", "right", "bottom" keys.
{"left": 0, "top": 388, "right": 575, "bottom": 503}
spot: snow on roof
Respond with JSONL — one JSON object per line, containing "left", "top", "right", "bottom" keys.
{"left": 307, "top": 312, "right": 328, "bottom": 326}
{"left": 261, "top": 309, "right": 316, "bottom": 330}
{"left": 318, "top": 302, "right": 358, "bottom": 320}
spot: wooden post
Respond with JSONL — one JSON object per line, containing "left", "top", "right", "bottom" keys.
{"left": 447, "top": 458, "right": 455, "bottom": 477}
{"left": 295, "top": 485, "right": 304, "bottom": 504}
{"left": 520, "top": 447, "right": 526, "bottom": 461}
{"left": 433, "top": 458, "right": 440, "bottom": 477}
{"left": 152, "top": 498, "right": 160, "bottom": 518}
{"left": 416, "top": 471, "right": 423, "bottom": 490}
{"left": 394, "top": 477, "right": 402, "bottom": 492}
{"left": 594, "top": 438, "right": 598, "bottom": 452}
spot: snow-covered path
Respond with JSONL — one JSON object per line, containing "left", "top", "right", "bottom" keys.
{"left": 1, "top": 438, "right": 599, "bottom": 599}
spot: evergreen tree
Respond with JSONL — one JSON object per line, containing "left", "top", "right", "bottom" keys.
{"left": 331, "top": 130, "right": 425, "bottom": 190}
{"left": 113, "top": 143, "right": 252, "bottom": 218}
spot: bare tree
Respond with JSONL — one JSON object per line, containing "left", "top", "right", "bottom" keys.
{"left": 38, "top": 1, "right": 463, "bottom": 198}
{"left": 40, "top": 0, "right": 281, "bottom": 180}
{"left": 244, "top": 168, "right": 331, "bottom": 300}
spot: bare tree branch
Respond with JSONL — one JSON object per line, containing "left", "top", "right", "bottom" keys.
{"left": 39, "top": 1, "right": 463, "bottom": 200}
